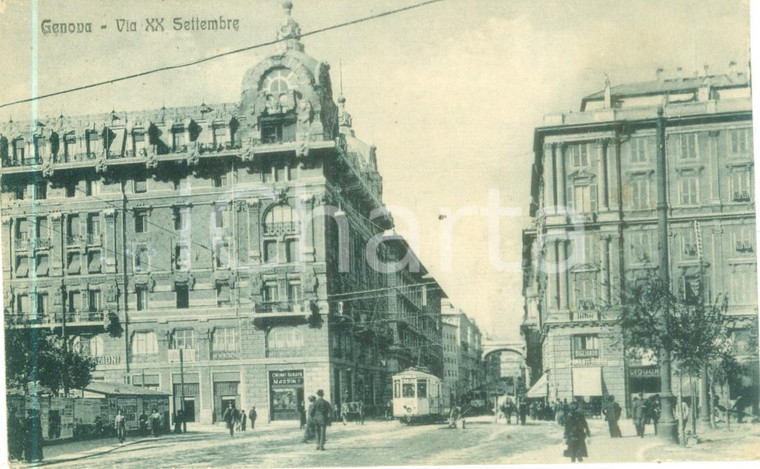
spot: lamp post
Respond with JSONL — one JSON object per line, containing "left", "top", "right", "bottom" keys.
{"left": 655, "top": 107, "right": 677, "bottom": 443}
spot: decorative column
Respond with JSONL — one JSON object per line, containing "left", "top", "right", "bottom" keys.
{"left": 50, "top": 212, "right": 63, "bottom": 277}
{"left": 708, "top": 130, "right": 721, "bottom": 204}
{"left": 545, "top": 240, "right": 558, "bottom": 310}
{"left": 597, "top": 139, "right": 610, "bottom": 212}
{"left": 559, "top": 239, "right": 569, "bottom": 310}
{"left": 103, "top": 209, "right": 117, "bottom": 273}
{"left": 247, "top": 199, "right": 261, "bottom": 262}
{"left": 543, "top": 143, "right": 556, "bottom": 214}
{"left": 609, "top": 137, "right": 621, "bottom": 211}
{"left": 299, "top": 195, "right": 316, "bottom": 262}
{"left": 556, "top": 143, "right": 567, "bottom": 213}
{"left": 600, "top": 234, "right": 611, "bottom": 305}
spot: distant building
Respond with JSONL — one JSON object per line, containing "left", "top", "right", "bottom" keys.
{"left": 1, "top": 3, "right": 442, "bottom": 424}
{"left": 522, "top": 66, "right": 759, "bottom": 415}
{"left": 442, "top": 321, "right": 458, "bottom": 404}
{"left": 441, "top": 301, "right": 483, "bottom": 403}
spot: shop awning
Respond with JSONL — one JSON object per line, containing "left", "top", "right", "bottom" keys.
{"left": 572, "top": 367, "right": 602, "bottom": 397}
{"left": 526, "top": 373, "right": 548, "bottom": 399}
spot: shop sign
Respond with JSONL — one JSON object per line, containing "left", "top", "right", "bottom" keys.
{"left": 94, "top": 355, "right": 121, "bottom": 365}
{"left": 569, "top": 358, "right": 602, "bottom": 367}
{"left": 573, "top": 349, "right": 600, "bottom": 359}
{"left": 270, "top": 370, "right": 304, "bottom": 388}
{"left": 629, "top": 366, "right": 660, "bottom": 378}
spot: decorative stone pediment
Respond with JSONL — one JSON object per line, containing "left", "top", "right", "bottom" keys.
{"left": 567, "top": 169, "right": 596, "bottom": 182}
{"left": 569, "top": 263, "right": 598, "bottom": 273}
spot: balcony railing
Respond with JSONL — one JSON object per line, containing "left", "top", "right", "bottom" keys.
{"left": 255, "top": 301, "right": 301, "bottom": 314}
{"left": 262, "top": 221, "right": 300, "bottom": 236}
{"left": 6, "top": 311, "right": 104, "bottom": 328}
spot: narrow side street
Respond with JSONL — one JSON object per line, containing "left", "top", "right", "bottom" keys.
{"left": 16, "top": 416, "right": 760, "bottom": 468}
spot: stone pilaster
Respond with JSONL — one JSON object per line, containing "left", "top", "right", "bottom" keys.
{"left": 543, "top": 143, "right": 556, "bottom": 214}
{"left": 103, "top": 209, "right": 117, "bottom": 273}
{"left": 298, "top": 195, "right": 315, "bottom": 262}
{"left": 556, "top": 143, "right": 567, "bottom": 213}
{"left": 247, "top": 199, "right": 261, "bottom": 262}
{"left": 559, "top": 239, "right": 569, "bottom": 310}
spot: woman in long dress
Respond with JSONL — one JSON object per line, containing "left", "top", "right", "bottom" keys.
{"left": 564, "top": 401, "right": 591, "bottom": 463}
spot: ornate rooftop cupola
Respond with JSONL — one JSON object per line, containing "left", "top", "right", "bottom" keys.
{"left": 277, "top": 1, "right": 305, "bottom": 53}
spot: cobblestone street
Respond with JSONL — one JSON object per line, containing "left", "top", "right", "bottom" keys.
{"left": 14, "top": 416, "right": 760, "bottom": 468}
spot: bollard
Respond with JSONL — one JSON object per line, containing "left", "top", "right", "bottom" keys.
{"left": 462, "top": 419, "right": 466, "bottom": 429}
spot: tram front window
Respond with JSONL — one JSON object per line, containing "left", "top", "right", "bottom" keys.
{"left": 417, "top": 380, "right": 427, "bottom": 398}
{"left": 402, "top": 383, "right": 415, "bottom": 398}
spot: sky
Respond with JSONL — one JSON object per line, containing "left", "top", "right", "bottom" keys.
{"left": 0, "top": 0, "right": 752, "bottom": 341}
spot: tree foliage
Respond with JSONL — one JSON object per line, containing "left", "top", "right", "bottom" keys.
{"left": 618, "top": 275, "right": 733, "bottom": 375}
{"left": 5, "top": 327, "right": 97, "bottom": 396}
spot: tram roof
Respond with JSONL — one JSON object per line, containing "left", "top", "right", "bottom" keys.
{"left": 393, "top": 368, "right": 438, "bottom": 380}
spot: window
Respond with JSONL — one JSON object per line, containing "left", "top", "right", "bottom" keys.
{"left": 572, "top": 335, "right": 600, "bottom": 359}
{"left": 172, "top": 127, "right": 186, "bottom": 150}
{"left": 85, "top": 179, "right": 96, "bottom": 196}
{"left": 682, "top": 230, "right": 698, "bottom": 259}
{"left": 630, "top": 231, "right": 653, "bottom": 263}
{"left": 683, "top": 275, "right": 702, "bottom": 304}
{"left": 417, "top": 380, "right": 428, "bottom": 398}
{"left": 134, "top": 210, "right": 148, "bottom": 233}
{"left": 402, "top": 382, "right": 415, "bottom": 398}
{"left": 34, "top": 181, "right": 47, "bottom": 200}
{"left": 134, "top": 244, "right": 149, "bottom": 272}
{"left": 287, "top": 282, "right": 301, "bottom": 304}
{"left": 213, "top": 327, "right": 238, "bottom": 352}
{"left": 216, "top": 283, "right": 231, "bottom": 306}
{"left": 67, "top": 252, "right": 81, "bottom": 274}
{"left": 13, "top": 184, "right": 26, "bottom": 200}
{"left": 212, "top": 175, "right": 227, "bottom": 188}
{"left": 87, "top": 213, "right": 100, "bottom": 243}
{"left": 136, "top": 286, "right": 148, "bottom": 311}
{"left": 133, "top": 131, "right": 147, "bottom": 155}
{"left": 17, "top": 294, "right": 29, "bottom": 315}
{"left": 65, "top": 181, "right": 76, "bottom": 198}
{"left": 264, "top": 283, "right": 279, "bottom": 303}
{"left": 263, "top": 204, "right": 299, "bottom": 235}
{"left": 176, "top": 285, "right": 189, "bottom": 309}
{"left": 36, "top": 293, "right": 48, "bottom": 315}
{"left": 88, "top": 250, "right": 102, "bottom": 273}
{"left": 735, "top": 226, "right": 755, "bottom": 255}
{"left": 67, "top": 290, "right": 81, "bottom": 313}
{"left": 131, "top": 331, "right": 158, "bottom": 355}
{"left": 569, "top": 184, "right": 597, "bottom": 213}
{"left": 730, "top": 169, "right": 752, "bottom": 202}
{"left": 64, "top": 133, "right": 77, "bottom": 159}
{"left": 35, "top": 217, "right": 48, "bottom": 242}
{"left": 264, "top": 240, "right": 278, "bottom": 263}
{"left": 173, "top": 206, "right": 190, "bottom": 230}
{"left": 678, "top": 133, "right": 698, "bottom": 160}
{"left": 35, "top": 135, "right": 47, "bottom": 159}
{"left": 171, "top": 329, "right": 195, "bottom": 349}
{"left": 78, "top": 336, "right": 104, "bottom": 356}
{"left": 88, "top": 290, "right": 101, "bottom": 313}
{"left": 213, "top": 204, "right": 227, "bottom": 229}
{"left": 15, "top": 219, "right": 28, "bottom": 242}
{"left": 729, "top": 265, "right": 758, "bottom": 306}
{"left": 679, "top": 177, "right": 699, "bottom": 206}
{"left": 134, "top": 173, "right": 147, "bottom": 193}
{"left": 573, "top": 274, "right": 596, "bottom": 310}
{"left": 286, "top": 238, "right": 299, "bottom": 262}
{"left": 630, "top": 179, "right": 650, "bottom": 210}
{"left": 568, "top": 143, "right": 590, "bottom": 167}
{"left": 87, "top": 130, "right": 101, "bottom": 157}
{"left": 729, "top": 128, "right": 751, "bottom": 155}
{"left": 13, "top": 138, "right": 25, "bottom": 160}
{"left": 67, "top": 215, "right": 79, "bottom": 243}
{"left": 35, "top": 254, "right": 49, "bottom": 277}
{"left": 394, "top": 381, "right": 401, "bottom": 399}
{"left": 268, "top": 328, "right": 304, "bottom": 349}
{"left": 214, "top": 239, "right": 230, "bottom": 268}
{"left": 213, "top": 127, "right": 227, "bottom": 147}
{"left": 175, "top": 244, "right": 190, "bottom": 271}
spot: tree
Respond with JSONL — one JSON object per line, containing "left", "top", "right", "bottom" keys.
{"left": 5, "top": 327, "right": 97, "bottom": 396}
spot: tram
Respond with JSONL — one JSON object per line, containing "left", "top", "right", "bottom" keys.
{"left": 391, "top": 367, "right": 446, "bottom": 424}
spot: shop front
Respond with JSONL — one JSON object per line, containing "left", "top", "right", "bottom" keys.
{"left": 172, "top": 372, "right": 200, "bottom": 422}
{"left": 269, "top": 370, "right": 304, "bottom": 421}
{"left": 628, "top": 365, "right": 661, "bottom": 397}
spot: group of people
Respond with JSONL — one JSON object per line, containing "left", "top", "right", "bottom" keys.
{"left": 301, "top": 389, "right": 331, "bottom": 450}
{"left": 497, "top": 399, "right": 528, "bottom": 425}
{"left": 631, "top": 393, "right": 662, "bottom": 437}
{"left": 222, "top": 404, "right": 257, "bottom": 437}
{"left": 7, "top": 408, "right": 44, "bottom": 463}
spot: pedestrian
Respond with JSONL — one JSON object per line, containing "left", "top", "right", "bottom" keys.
{"left": 563, "top": 401, "right": 590, "bottom": 463}
{"left": 24, "top": 410, "right": 44, "bottom": 462}
{"left": 504, "top": 401, "right": 513, "bottom": 424}
{"left": 449, "top": 404, "right": 460, "bottom": 428}
{"left": 632, "top": 395, "right": 645, "bottom": 438}
{"left": 340, "top": 401, "right": 350, "bottom": 425}
{"left": 518, "top": 399, "right": 528, "bottom": 425}
{"left": 303, "top": 395, "right": 317, "bottom": 443}
{"left": 241, "top": 408, "right": 247, "bottom": 431}
{"left": 150, "top": 408, "right": 162, "bottom": 437}
{"left": 648, "top": 395, "right": 661, "bottom": 434}
{"left": 139, "top": 411, "right": 148, "bottom": 436}
{"left": 223, "top": 403, "right": 237, "bottom": 437}
{"left": 385, "top": 400, "right": 393, "bottom": 421}
{"left": 173, "top": 410, "right": 182, "bottom": 434}
{"left": 7, "top": 407, "right": 25, "bottom": 462}
{"left": 310, "top": 389, "right": 331, "bottom": 451}
{"left": 299, "top": 400, "right": 307, "bottom": 429}
{"left": 601, "top": 396, "right": 622, "bottom": 438}
{"left": 733, "top": 395, "right": 746, "bottom": 423}
{"left": 249, "top": 406, "right": 257, "bottom": 430}
{"left": 675, "top": 400, "right": 689, "bottom": 435}
{"left": 115, "top": 409, "right": 127, "bottom": 443}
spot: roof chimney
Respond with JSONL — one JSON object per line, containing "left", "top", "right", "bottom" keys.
{"left": 656, "top": 67, "right": 664, "bottom": 82}
{"left": 728, "top": 60, "right": 738, "bottom": 81}
{"left": 676, "top": 66, "right": 684, "bottom": 82}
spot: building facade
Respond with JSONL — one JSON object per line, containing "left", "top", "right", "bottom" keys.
{"left": 1, "top": 3, "right": 443, "bottom": 424}
{"left": 522, "top": 67, "right": 759, "bottom": 416}
{"left": 441, "top": 301, "right": 484, "bottom": 403}
{"left": 442, "top": 321, "right": 458, "bottom": 404}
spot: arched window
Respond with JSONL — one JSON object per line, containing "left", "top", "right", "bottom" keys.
{"left": 73, "top": 335, "right": 104, "bottom": 356}
{"left": 261, "top": 68, "right": 297, "bottom": 94}
{"left": 263, "top": 204, "right": 299, "bottom": 235}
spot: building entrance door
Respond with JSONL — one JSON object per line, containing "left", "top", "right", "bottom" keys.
{"left": 269, "top": 370, "right": 304, "bottom": 421}
{"left": 182, "top": 398, "right": 196, "bottom": 422}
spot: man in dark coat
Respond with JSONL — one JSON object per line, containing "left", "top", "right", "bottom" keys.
{"left": 240, "top": 409, "right": 247, "bottom": 431}
{"left": 249, "top": 406, "right": 257, "bottom": 430}
{"left": 602, "top": 396, "right": 622, "bottom": 438}
{"left": 223, "top": 403, "right": 237, "bottom": 437}
{"left": 632, "top": 394, "right": 645, "bottom": 437}
{"left": 518, "top": 399, "right": 528, "bottom": 425}
{"left": 563, "top": 401, "right": 590, "bottom": 463}
{"left": 309, "top": 389, "right": 331, "bottom": 451}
